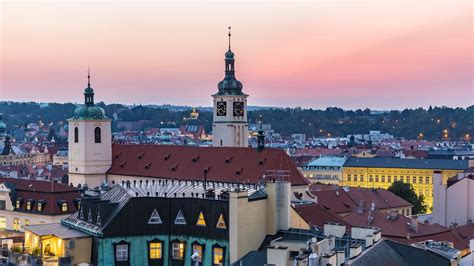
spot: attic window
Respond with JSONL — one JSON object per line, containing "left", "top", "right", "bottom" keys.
{"left": 216, "top": 214, "right": 226, "bottom": 229}
{"left": 37, "top": 202, "right": 43, "bottom": 212}
{"left": 61, "top": 203, "right": 68, "bottom": 212}
{"left": 192, "top": 156, "right": 200, "bottom": 162}
{"left": 145, "top": 163, "right": 152, "bottom": 169}
{"left": 172, "top": 164, "right": 179, "bottom": 171}
{"left": 259, "top": 157, "right": 267, "bottom": 165}
{"left": 120, "top": 162, "right": 127, "bottom": 168}
{"left": 225, "top": 156, "right": 233, "bottom": 163}
{"left": 235, "top": 168, "right": 244, "bottom": 175}
{"left": 114, "top": 152, "right": 121, "bottom": 159}
{"left": 138, "top": 153, "right": 145, "bottom": 159}
{"left": 148, "top": 209, "right": 163, "bottom": 224}
{"left": 164, "top": 153, "right": 171, "bottom": 160}
{"left": 196, "top": 211, "right": 206, "bottom": 226}
{"left": 174, "top": 209, "right": 186, "bottom": 225}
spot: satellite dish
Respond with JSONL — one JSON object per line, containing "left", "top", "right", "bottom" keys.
{"left": 311, "top": 237, "right": 317, "bottom": 243}
{"left": 191, "top": 251, "right": 200, "bottom": 261}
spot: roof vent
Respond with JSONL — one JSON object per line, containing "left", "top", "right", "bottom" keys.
{"left": 259, "top": 157, "right": 267, "bottom": 165}
{"left": 236, "top": 168, "right": 243, "bottom": 175}
{"left": 114, "top": 152, "right": 121, "bottom": 159}
{"left": 138, "top": 152, "right": 145, "bottom": 159}
{"left": 172, "top": 164, "right": 179, "bottom": 171}
{"left": 192, "top": 155, "right": 200, "bottom": 162}
{"left": 120, "top": 161, "right": 127, "bottom": 168}
{"left": 164, "top": 153, "right": 171, "bottom": 160}
{"left": 225, "top": 156, "right": 233, "bottom": 163}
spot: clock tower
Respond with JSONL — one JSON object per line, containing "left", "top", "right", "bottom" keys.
{"left": 212, "top": 27, "right": 248, "bottom": 147}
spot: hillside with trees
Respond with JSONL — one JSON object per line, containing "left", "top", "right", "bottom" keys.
{"left": 0, "top": 101, "right": 472, "bottom": 141}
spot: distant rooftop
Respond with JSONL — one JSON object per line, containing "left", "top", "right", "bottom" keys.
{"left": 344, "top": 157, "right": 469, "bottom": 170}
{"left": 307, "top": 156, "right": 348, "bottom": 167}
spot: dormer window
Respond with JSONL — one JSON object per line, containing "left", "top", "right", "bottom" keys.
{"left": 26, "top": 202, "right": 31, "bottom": 211}
{"left": 15, "top": 199, "right": 23, "bottom": 210}
{"left": 216, "top": 214, "right": 227, "bottom": 229}
{"left": 61, "top": 203, "right": 68, "bottom": 212}
{"left": 196, "top": 211, "right": 206, "bottom": 226}
{"left": 37, "top": 200, "right": 45, "bottom": 212}
{"left": 148, "top": 209, "right": 162, "bottom": 224}
{"left": 174, "top": 209, "right": 186, "bottom": 225}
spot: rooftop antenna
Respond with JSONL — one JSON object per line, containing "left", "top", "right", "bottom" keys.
{"left": 228, "top": 26, "right": 231, "bottom": 50}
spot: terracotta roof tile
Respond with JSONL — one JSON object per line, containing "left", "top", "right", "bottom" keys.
{"left": 293, "top": 203, "right": 348, "bottom": 228}
{"left": 108, "top": 144, "right": 309, "bottom": 186}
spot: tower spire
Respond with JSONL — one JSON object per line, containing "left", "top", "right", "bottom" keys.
{"left": 87, "top": 67, "right": 91, "bottom": 88}
{"left": 228, "top": 26, "right": 231, "bottom": 50}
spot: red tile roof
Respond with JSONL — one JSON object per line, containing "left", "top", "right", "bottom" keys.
{"left": 309, "top": 184, "right": 412, "bottom": 211}
{"left": 309, "top": 188, "right": 356, "bottom": 214}
{"left": 108, "top": 144, "right": 309, "bottom": 186}
{"left": 0, "top": 177, "right": 81, "bottom": 215}
{"left": 293, "top": 203, "right": 348, "bottom": 228}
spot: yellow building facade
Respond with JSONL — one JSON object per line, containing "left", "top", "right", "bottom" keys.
{"left": 341, "top": 158, "right": 469, "bottom": 211}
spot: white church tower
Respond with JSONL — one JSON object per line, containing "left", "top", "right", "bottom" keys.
{"left": 68, "top": 70, "right": 112, "bottom": 188}
{"left": 212, "top": 27, "right": 249, "bottom": 147}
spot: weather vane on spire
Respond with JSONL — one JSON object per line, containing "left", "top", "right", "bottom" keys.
{"left": 228, "top": 26, "right": 231, "bottom": 50}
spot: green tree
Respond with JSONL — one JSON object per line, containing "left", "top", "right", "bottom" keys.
{"left": 388, "top": 181, "right": 427, "bottom": 215}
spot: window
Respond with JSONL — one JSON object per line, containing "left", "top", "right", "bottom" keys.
{"left": 412, "top": 177, "right": 416, "bottom": 183}
{"left": 61, "top": 203, "right": 68, "bottom": 212}
{"left": 13, "top": 218, "right": 20, "bottom": 231}
{"left": 172, "top": 242, "right": 185, "bottom": 260}
{"left": 425, "top": 177, "right": 430, "bottom": 184}
{"left": 174, "top": 209, "right": 186, "bottom": 225}
{"left": 419, "top": 177, "right": 423, "bottom": 184}
{"left": 37, "top": 202, "right": 43, "bottom": 212}
{"left": 381, "top": 176, "right": 385, "bottom": 183}
{"left": 347, "top": 175, "right": 351, "bottom": 181}
{"left": 25, "top": 219, "right": 29, "bottom": 226}
{"left": 353, "top": 176, "right": 357, "bottom": 182}
{"left": 15, "top": 200, "right": 21, "bottom": 209}
{"left": 213, "top": 246, "right": 224, "bottom": 265}
{"left": 94, "top": 127, "right": 101, "bottom": 143}
{"left": 149, "top": 241, "right": 162, "bottom": 259}
{"left": 360, "top": 176, "right": 364, "bottom": 182}
{"left": 0, "top": 200, "right": 5, "bottom": 210}
{"left": 394, "top": 176, "right": 398, "bottom": 182}
{"left": 115, "top": 243, "right": 129, "bottom": 262}
{"left": 216, "top": 214, "right": 227, "bottom": 229}
{"left": 148, "top": 209, "right": 162, "bottom": 224}
{"left": 375, "top": 177, "right": 379, "bottom": 182}
{"left": 388, "top": 177, "right": 391, "bottom": 183}
{"left": 74, "top": 127, "right": 79, "bottom": 143}
{"left": 0, "top": 217, "right": 6, "bottom": 230}
{"left": 369, "top": 177, "right": 373, "bottom": 182}
{"left": 196, "top": 211, "right": 206, "bottom": 226}
{"left": 26, "top": 202, "right": 31, "bottom": 211}
{"left": 192, "top": 244, "right": 203, "bottom": 262}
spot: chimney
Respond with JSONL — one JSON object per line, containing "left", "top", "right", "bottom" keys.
{"left": 266, "top": 246, "right": 289, "bottom": 266}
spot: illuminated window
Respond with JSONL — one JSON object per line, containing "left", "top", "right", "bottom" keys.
{"left": 213, "top": 246, "right": 224, "bottom": 265}
{"left": 149, "top": 242, "right": 162, "bottom": 259}
{"left": 172, "top": 242, "right": 185, "bottom": 260}
{"left": 13, "top": 218, "right": 20, "bottom": 231}
{"left": 61, "top": 203, "right": 68, "bottom": 212}
{"left": 174, "top": 210, "right": 186, "bottom": 225}
{"left": 216, "top": 214, "right": 226, "bottom": 229}
{"left": 115, "top": 243, "right": 129, "bottom": 262}
{"left": 347, "top": 175, "right": 351, "bottom": 182}
{"left": 360, "top": 176, "right": 364, "bottom": 182}
{"left": 37, "top": 202, "right": 43, "bottom": 212}
{"left": 25, "top": 219, "right": 29, "bottom": 226}
{"left": 0, "top": 217, "right": 6, "bottom": 230}
{"left": 375, "top": 177, "right": 379, "bottom": 183}
{"left": 192, "top": 244, "right": 203, "bottom": 262}
{"left": 15, "top": 201, "right": 21, "bottom": 209}
{"left": 26, "top": 202, "right": 31, "bottom": 211}
{"left": 412, "top": 177, "right": 416, "bottom": 183}
{"left": 419, "top": 177, "right": 423, "bottom": 184}
{"left": 425, "top": 177, "right": 430, "bottom": 184}
{"left": 148, "top": 209, "right": 162, "bottom": 224}
{"left": 196, "top": 211, "right": 206, "bottom": 226}
{"left": 388, "top": 177, "right": 391, "bottom": 183}
{"left": 381, "top": 176, "right": 385, "bottom": 183}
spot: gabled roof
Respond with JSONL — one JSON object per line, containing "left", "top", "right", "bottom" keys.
{"left": 342, "top": 186, "right": 412, "bottom": 210}
{"left": 344, "top": 157, "right": 468, "bottom": 170}
{"left": 308, "top": 188, "right": 356, "bottom": 214}
{"left": 107, "top": 144, "right": 309, "bottom": 186}
{"left": 292, "top": 203, "right": 348, "bottom": 228}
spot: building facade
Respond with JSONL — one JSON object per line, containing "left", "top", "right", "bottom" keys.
{"left": 342, "top": 158, "right": 469, "bottom": 210}
{"left": 433, "top": 167, "right": 474, "bottom": 227}
{"left": 300, "top": 156, "right": 347, "bottom": 184}
{"left": 212, "top": 28, "right": 248, "bottom": 148}
{"left": 68, "top": 72, "right": 112, "bottom": 188}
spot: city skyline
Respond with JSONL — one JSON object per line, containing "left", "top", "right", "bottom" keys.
{"left": 1, "top": 0, "right": 472, "bottom": 109}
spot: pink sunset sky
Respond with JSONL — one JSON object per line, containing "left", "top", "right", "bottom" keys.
{"left": 1, "top": 0, "right": 472, "bottom": 109}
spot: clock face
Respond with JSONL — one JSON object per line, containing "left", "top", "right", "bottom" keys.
{"left": 217, "top": 101, "right": 227, "bottom": 116}
{"left": 233, "top": 101, "right": 244, "bottom": 117}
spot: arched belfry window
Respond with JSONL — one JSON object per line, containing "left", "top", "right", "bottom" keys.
{"left": 74, "top": 127, "right": 79, "bottom": 143}
{"left": 94, "top": 127, "right": 101, "bottom": 143}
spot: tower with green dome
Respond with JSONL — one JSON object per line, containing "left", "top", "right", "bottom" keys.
{"left": 68, "top": 70, "right": 112, "bottom": 188}
{"left": 212, "top": 27, "right": 249, "bottom": 147}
